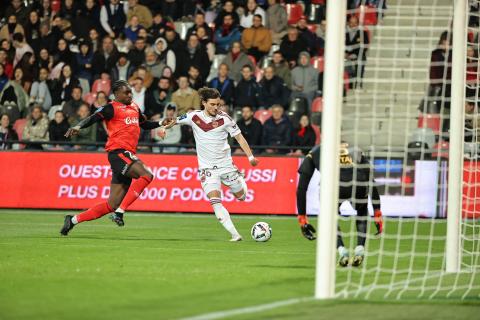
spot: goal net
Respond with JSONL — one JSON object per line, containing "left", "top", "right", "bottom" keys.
{"left": 318, "top": 0, "right": 480, "bottom": 300}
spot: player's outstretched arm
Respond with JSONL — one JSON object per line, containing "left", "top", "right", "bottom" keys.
{"left": 234, "top": 133, "right": 259, "bottom": 166}
{"left": 65, "top": 104, "right": 114, "bottom": 138}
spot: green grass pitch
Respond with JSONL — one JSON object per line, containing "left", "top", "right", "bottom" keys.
{"left": 0, "top": 210, "right": 478, "bottom": 320}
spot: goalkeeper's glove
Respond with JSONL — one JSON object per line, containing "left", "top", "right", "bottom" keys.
{"left": 298, "top": 215, "right": 316, "bottom": 240}
{"left": 374, "top": 209, "right": 383, "bottom": 235}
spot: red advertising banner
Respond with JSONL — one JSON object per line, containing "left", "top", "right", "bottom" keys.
{"left": 0, "top": 152, "right": 299, "bottom": 214}
{"left": 463, "top": 160, "right": 480, "bottom": 219}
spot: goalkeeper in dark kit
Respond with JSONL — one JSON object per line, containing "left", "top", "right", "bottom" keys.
{"left": 296, "top": 142, "right": 384, "bottom": 267}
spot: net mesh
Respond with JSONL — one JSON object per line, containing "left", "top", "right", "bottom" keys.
{"left": 334, "top": 0, "right": 480, "bottom": 300}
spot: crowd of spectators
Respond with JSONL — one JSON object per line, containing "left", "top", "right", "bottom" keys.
{"left": 0, "top": 0, "right": 379, "bottom": 153}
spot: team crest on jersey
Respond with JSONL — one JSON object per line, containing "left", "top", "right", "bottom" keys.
{"left": 211, "top": 121, "right": 219, "bottom": 128}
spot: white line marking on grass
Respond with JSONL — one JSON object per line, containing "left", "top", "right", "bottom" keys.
{"left": 180, "top": 297, "right": 313, "bottom": 320}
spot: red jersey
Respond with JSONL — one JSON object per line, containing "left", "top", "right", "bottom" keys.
{"left": 95, "top": 101, "right": 143, "bottom": 153}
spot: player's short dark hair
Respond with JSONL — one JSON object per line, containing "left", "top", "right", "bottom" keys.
{"left": 198, "top": 87, "right": 221, "bottom": 102}
{"left": 242, "top": 105, "right": 254, "bottom": 111}
{"left": 112, "top": 80, "right": 130, "bottom": 94}
{"left": 242, "top": 64, "right": 253, "bottom": 71}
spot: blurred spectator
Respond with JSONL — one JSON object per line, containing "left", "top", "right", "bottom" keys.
{"left": 92, "top": 36, "right": 120, "bottom": 78}
{"left": 145, "top": 76, "right": 173, "bottom": 118}
{"left": 154, "top": 37, "right": 176, "bottom": 73}
{"left": 53, "top": 38, "right": 75, "bottom": 68}
{"left": 214, "top": 1, "right": 240, "bottom": 28}
{"left": 130, "top": 66, "right": 154, "bottom": 89}
{"left": 266, "top": 0, "right": 288, "bottom": 44}
{"left": 259, "top": 65, "right": 290, "bottom": 108}
{"left": 172, "top": 75, "right": 200, "bottom": 115}
{"left": 5, "top": 0, "right": 29, "bottom": 27}
{"left": 184, "top": 34, "right": 211, "bottom": 81}
{"left": 242, "top": 14, "right": 272, "bottom": 62}
{"left": 0, "top": 69, "right": 29, "bottom": 119}
{"left": 30, "top": 67, "right": 52, "bottom": 112}
{"left": 297, "top": 16, "right": 318, "bottom": 56}
{"left": 291, "top": 114, "right": 316, "bottom": 155}
{"left": 222, "top": 41, "right": 254, "bottom": 84}
{"left": 91, "top": 90, "right": 109, "bottom": 111}
{"left": 37, "top": 0, "right": 53, "bottom": 22}
{"left": 110, "top": 53, "right": 135, "bottom": 83}
{"left": 13, "top": 67, "right": 31, "bottom": 93}
{"left": 164, "top": 28, "right": 187, "bottom": 66}
{"left": 235, "top": 65, "right": 261, "bottom": 109}
{"left": 115, "top": 31, "right": 133, "bottom": 53}
{"left": 262, "top": 104, "right": 292, "bottom": 154}
{"left": 24, "top": 11, "right": 41, "bottom": 48}
{"left": 48, "top": 110, "right": 70, "bottom": 147}
{"left": 70, "top": 103, "right": 97, "bottom": 150}
{"left": 57, "top": 64, "right": 80, "bottom": 104}
{"left": 345, "top": 15, "right": 370, "bottom": 89}
{"left": 316, "top": 19, "right": 327, "bottom": 50}
{"left": 187, "top": 12, "right": 213, "bottom": 41}
{"left": 0, "top": 48, "right": 13, "bottom": 79}
{"left": 241, "top": 0, "right": 266, "bottom": 29}
{"left": 12, "top": 33, "right": 33, "bottom": 67}
{"left": 75, "top": 40, "right": 94, "bottom": 84}
{"left": 37, "top": 48, "right": 52, "bottom": 71}
{"left": 271, "top": 50, "right": 291, "bottom": 87}
{"left": 291, "top": 51, "right": 318, "bottom": 107}
{"left": 234, "top": 105, "right": 263, "bottom": 154}
{"left": 153, "top": 102, "right": 181, "bottom": 153}
{"left": 429, "top": 37, "right": 452, "bottom": 109}
{"left": 1, "top": 39, "right": 15, "bottom": 65}
{"left": 131, "top": 77, "right": 146, "bottom": 112}
{"left": 188, "top": 65, "right": 205, "bottom": 91}
{"left": 23, "top": 105, "right": 49, "bottom": 150}
{"left": 73, "top": 0, "right": 102, "bottom": 39}
{"left": 466, "top": 46, "right": 478, "bottom": 90}
{"left": 0, "top": 15, "right": 24, "bottom": 43}
{"left": 62, "top": 86, "right": 84, "bottom": 120}
{"left": 465, "top": 99, "right": 479, "bottom": 142}
{"left": 0, "top": 64, "right": 8, "bottom": 92}
{"left": 138, "top": 27, "right": 153, "bottom": 45}
{"left": 17, "top": 52, "right": 37, "bottom": 87}
{"left": 162, "top": 0, "right": 179, "bottom": 21}
{"left": 0, "top": 113, "right": 18, "bottom": 150}
{"left": 149, "top": 13, "right": 168, "bottom": 40}
{"left": 208, "top": 63, "right": 235, "bottom": 106}
{"left": 280, "top": 27, "right": 308, "bottom": 68}
{"left": 144, "top": 47, "right": 165, "bottom": 79}
{"left": 127, "top": 0, "right": 153, "bottom": 29}
{"left": 88, "top": 28, "right": 100, "bottom": 53}
{"left": 128, "top": 36, "right": 147, "bottom": 68}
{"left": 100, "top": 0, "right": 128, "bottom": 38}
{"left": 195, "top": 26, "right": 216, "bottom": 61}
{"left": 125, "top": 15, "right": 143, "bottom": 42}
{"left": 60, "top": 0, "right": 82, "bottom": 21}
{"left": 63, "top": 28, "right": 80, "bottom": 54}
{"left": 215, "top": 14, "right": 242, "bottom": 54}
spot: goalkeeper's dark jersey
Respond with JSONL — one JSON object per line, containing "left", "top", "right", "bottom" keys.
{"left": 297, "top": 145, "right": 381, "bottom": 212}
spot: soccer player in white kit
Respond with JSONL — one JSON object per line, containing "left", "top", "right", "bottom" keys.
{"left": 164, "top": 88, "right": 259, "bottom": 241}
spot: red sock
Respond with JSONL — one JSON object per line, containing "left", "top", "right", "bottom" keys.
{"left": 76, "top": 202, "right": 112, "bottom": 223}
{"left": 118, "top": 175, "right": 152, "bottom": 211}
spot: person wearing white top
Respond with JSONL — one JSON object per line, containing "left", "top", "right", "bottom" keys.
{"left": 240, "top": 0, "right": 266, "bottom": 29}
{"left": 164, "top": 87, "right": 259, "bottom": 241}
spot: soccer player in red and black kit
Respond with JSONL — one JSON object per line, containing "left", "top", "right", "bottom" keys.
{"left": 60, "top": 80, "right": 166, "bottom": 235}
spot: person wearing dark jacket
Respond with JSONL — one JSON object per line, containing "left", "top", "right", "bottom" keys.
{"left": 110, "top": 53, "right": 135, "bottom": 83}
{"left": 0, "top": 113, "right": 18, "bottom": 150}
{"left": 48, "top": 110, "right": 70, "bottom": 146}
{"left": 262, "top": 104, "right": 292, "bottom": 154}
{"left": 208, "top": 63, "right": 235, "bottom": 106}
{"left": 259, "top": 66, "right": 290, "bottom": 108}
{"left": 186, "top": 12, "right": 213, "bottom": 41}
{"left": 100, "top": 0, "right": 127, "bottom": 38}
{"left": 280, "top": 27, "right": 309, "bottom": 68}
{"left": 214, "top": 0, "right": 240, "bottom": 28}
{"left": 92, "top": 35, "right": 119, "bottom": 78}
{"left": 234, "top": 105, "right": 263, "bottom": 154}
{"left": 183, "top": 34, "right": 211, "bottom": 81}
{"left": 127, "top": 36, "right": 147, "bottom": 68}
{"left": 345, "top": 15, "right": 370, "bottom": 89}
{"left": 234, "top": 65, "right": 261, "bottom": 109}
{"left": 292, "top": 115, "right": 316, "bottom": 155}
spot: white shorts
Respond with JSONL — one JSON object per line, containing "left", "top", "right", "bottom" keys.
{"left": 199, "top": 166, "right": 245, "bottom": 195}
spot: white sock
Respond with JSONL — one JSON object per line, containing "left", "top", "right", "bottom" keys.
{"left": 338, "top": 246, "right": 349, "bottom": 256}
{"left": 210, "top": 198, "right": 240, "bottom": 237}
{"left": 115, "top": 208, "right": 125, "bottom": 214}
{"left": 71, "top": 215, "right": 78, "bottom": 225}
{"left": 355, "top": 245, "right": 365, "bottom": 256}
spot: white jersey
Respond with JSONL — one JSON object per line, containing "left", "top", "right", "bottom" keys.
{"left": 177, "top": 110, "right": 241, "bottom": 169}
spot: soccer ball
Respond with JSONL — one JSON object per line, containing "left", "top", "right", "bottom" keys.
{"left": 251, "top": 222, "right": 272, "bottom": 242}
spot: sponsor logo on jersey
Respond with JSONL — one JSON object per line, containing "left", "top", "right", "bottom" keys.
{"left": 125, "top": 117, "right": 139, "bottom": 125}
{"left": 178, "top": 114, "right": 187, "bottom": 120}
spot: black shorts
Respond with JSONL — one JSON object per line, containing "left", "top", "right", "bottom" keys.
{"left": 107, "top": 149, "right": 139, "bottom": 185}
